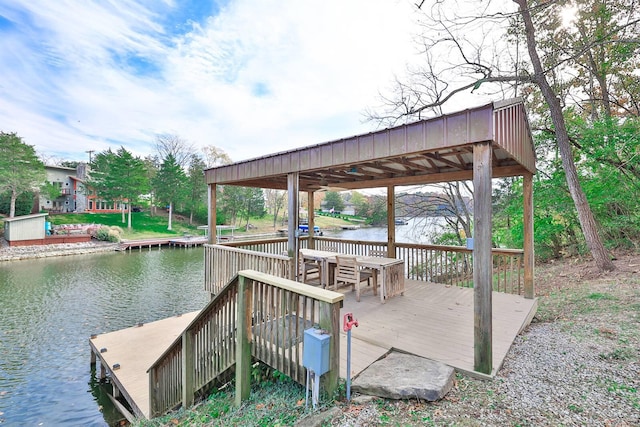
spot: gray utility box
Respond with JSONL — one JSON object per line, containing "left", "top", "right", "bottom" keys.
{"left": 303, "top": 328, "right": 331, "bottom": 375}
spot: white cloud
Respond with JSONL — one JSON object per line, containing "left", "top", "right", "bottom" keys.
{"left": 0, "top": 0, "right": 422, "bottom": 163}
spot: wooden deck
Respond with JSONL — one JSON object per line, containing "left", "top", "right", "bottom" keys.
{"left": 117, "top": 237, "right": 207, "bottom": 251}
{"left": 338, "top": 279, "right": 538, "bottom": 378}
{"left": 90, "top": 312, "right": 200, "bottom": 419}
{"left": 90, "top": 279, "right": 536, "bottom": 419}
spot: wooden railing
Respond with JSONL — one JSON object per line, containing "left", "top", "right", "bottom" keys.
{"left": 148, "top": 278, "right": 239, "bottom": 417}
{"left": 148, "top": 270, "right": 343, "bottom": 418}
{"left": 396, "top": 243, "right": 524, "bottom": 294}
{"left": 204, "top": 244, "right": 294, "bottom": 295}
{"left": 206, "top": 237, "right": 524, "bottom": 295}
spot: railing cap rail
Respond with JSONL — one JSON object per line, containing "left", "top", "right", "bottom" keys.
{"left": 239, "top": 270, "right": 344, "bottom": 304}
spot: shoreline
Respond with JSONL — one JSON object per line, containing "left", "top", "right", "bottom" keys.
{"left": 0, "top": 239, "right": 120, "bottom": 262}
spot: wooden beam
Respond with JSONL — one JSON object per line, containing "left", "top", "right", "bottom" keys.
{"left": 235, "top": 275, "right": 253, "bottom": 406}
{"left": 208, "top": 184, "right": 216, "bottom": 244}
{"left": 387, "top": 186, "right": 396, "bottom": 257}
{"left": 523, "top": 172, "right": 535, "bottom": 299}
{"left": 308, "top": 191, "right": 315, "bottom": 250}
{"left": 287, "top": 173, "right": 300, "bottom": 278}
{"left": 473, "top": 141, "right": 493, "bottom": 375}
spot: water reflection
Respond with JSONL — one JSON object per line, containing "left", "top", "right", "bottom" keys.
{"left": 0, "top": 248, "right": 207, "bottom": 426}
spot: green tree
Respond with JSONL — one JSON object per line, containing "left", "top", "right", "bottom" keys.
{"left": 0, "top": 132, "right": 45, "bottom": 217}
{"left": 88, "top": 147, "right": 148, "bottom": 228}
{"left": 154, "top": 154, "right": 188, "bottom": 231}
{"left": 323, "top": 191, "right": 345, "bottom": 213}
{"left": 186, "top": 154, "right": 207, "bottom": 224}
{"left": 350, "top": 191, "right": 369, "bottom": 217}
{"left": 240, "top": 187, "right": 265, "bottom": 231}
{"left": 367, "top": 0, "right": 639, "bottom": 270}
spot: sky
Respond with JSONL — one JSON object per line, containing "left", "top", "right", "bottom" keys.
{"left": 0, "top": 0, "right": 436, "bottom": 165}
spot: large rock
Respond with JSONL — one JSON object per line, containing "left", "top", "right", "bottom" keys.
{"left": 351, "top": 352, "right": 455, "bottom": 401}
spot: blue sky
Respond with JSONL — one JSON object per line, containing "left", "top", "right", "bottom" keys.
{"left": 0, "top": 0, "right": 428, "bottom": 164}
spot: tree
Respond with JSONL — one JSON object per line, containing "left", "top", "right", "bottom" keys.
{"left": 240, "top": 187, "right": 265, "bottom": 230}
{"left": 186, "top": 154, "right": 207, "bottom": 224}
{"left": 368, "top": 1, "right": 630, "bottom": 270}
{"left": 155, "top": 134, "right": 195, "bottom": 169}
{"left": 322, "top": 191, "right": 345, "bottom": 213}
{"left": 350, "top": 191, "right": 370, "bottom": 217}
{"left": 154, "top": 154, "right": 188, "bottom": 231}
{"left": 202, "top": 145, "right": 232, "bottom": 168}
{"left": 0, "top": 132, "right": 45, "bottom": 217}
{"left": 88, "top": 147, "right": 148, "bottom": 228}
{"left": 265, "top": 189, "right": 287, "bottom": 229}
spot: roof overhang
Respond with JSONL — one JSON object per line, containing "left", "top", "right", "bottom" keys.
{"left": 205, "top": 98, "right": 535, "bottom": 191}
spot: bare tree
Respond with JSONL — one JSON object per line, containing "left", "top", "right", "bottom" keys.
{"left": 155, "top": 134, "right": 196, "bottom": 169}
{"left": 369, "top": 0, "right": 618, "bottom": 271}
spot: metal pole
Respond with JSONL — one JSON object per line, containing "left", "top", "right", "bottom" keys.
{"left": 346, "top": 328, "right": 352, "bottom": 401}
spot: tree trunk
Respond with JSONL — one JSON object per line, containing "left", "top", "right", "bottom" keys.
{"left": 168, "top": 202, "right": 173, "bottom": 231}
{"left": 9, "top": 189, "right": 17, "bottom": 218}
{"left": 515, "top": 0, "right": 615, "bottom": 271}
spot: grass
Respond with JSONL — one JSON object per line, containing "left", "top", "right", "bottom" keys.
{"left": 137, "top": 367, "right": 312, "bottom": 427}
{"left": 48, "top": 212, "right": 202, "bottom": 240}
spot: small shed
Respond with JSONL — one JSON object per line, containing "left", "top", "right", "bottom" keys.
{"left": 3, "top": 213, "right": 48, "bottom": 246}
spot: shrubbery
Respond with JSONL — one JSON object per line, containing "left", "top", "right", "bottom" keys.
{"left": 94, "top": 226, "right": 123, "bottom": 242}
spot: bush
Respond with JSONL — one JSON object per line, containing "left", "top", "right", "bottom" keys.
{"left": 94, "top": 226, "right": 122, "bottom": 242}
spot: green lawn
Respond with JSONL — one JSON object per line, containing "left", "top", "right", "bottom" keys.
{"left": 47, "top": 212, "right": 203, "bottom": 240}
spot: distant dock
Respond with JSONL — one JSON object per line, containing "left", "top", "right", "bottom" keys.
{"left": 116, "top": 237, "right": 208, "bottom": 251}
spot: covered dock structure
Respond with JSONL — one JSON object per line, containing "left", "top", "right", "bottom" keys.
{"left": 204, "top": 98, "right": 536, "bottom": 376}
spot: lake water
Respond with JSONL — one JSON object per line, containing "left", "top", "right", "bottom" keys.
{"left": 328, "top": 216, "right": 447, "bottom": 244}
{"left": 0, "top": 248, "right": 208, "bottom": 426}
{"left": 0, "top": 219, "right": 442, "bottom": 426}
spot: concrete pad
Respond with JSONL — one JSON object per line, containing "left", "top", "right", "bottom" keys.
{"left": 351, "top": 351, "right": 455, "bottom": 401}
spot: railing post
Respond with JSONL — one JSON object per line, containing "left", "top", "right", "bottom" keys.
{"left": 235, "top": 274, "right": 253, "bottom": 406}
{"left": 182, "top": 330, "right": 194, "bottom": 410}
{"left": 149, "top": 366, "right": 158, "bottom": 418}
{"left": 318, "top": 300, "right": 340, "bottom": 399}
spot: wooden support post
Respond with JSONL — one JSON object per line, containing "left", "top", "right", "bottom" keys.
{"left": 307, "top": 191, "right": 315, "bottom": 250}
{"left": 318, "top": 300, "right": 340, "bottom": 399}
{"left": 100, "top": 362, "right": 106, "bottom": 380}
{"left": 90, "top": 349, "right": 96, "bottom": 365}
{"left": 182, "top": 329, "right": 195, "bottom": 409}
{"left": 235, "top": 275, "right": 253, "bottom": 406}
{"left": 208, "top": 184, "right": 217, "bottom": 244}
{"left": 287, "top": 173, "right": 300, "bottom": 279}
{"left": 387, "top": 186, "right": 396, "bottom": 257}
{"left": 523, "top": 172, "right": 535, "bottom": 299}
{"left": 473, "top": 141, "right": 493, "bottom": 375}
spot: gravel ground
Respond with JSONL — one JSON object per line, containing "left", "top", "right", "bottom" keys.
{"left": 331, "top": 253, "right": 640, "bottom": 426}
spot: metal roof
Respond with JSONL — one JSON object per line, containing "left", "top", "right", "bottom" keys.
{"left": 205, "top": 98, "right": 535, "bottom": 190}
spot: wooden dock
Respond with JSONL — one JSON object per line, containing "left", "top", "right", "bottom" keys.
{"left": 90, "top": 312, "right": 200, "bottom": 419}
{"left": 89, "top": 279, "right": 536, "bottom": 419}
{"left": 117, "top": 237, "right": 207, "bottom": 251}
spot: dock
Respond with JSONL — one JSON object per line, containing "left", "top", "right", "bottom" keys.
{"left": 116, "top": 237, "right": 208, "bottom": 251}
{"left": 89, "top": 279, "right": 536, "bottom": 419}
{"left": 90, "top": 312, "right": 200, "bottom": 419}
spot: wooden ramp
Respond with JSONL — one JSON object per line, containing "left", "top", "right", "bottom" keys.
{"left": 90, "top": 312, "right": 200, "bottom": 419}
